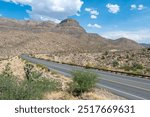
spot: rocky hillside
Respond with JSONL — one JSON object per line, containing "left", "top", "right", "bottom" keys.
{"left": 0, "top": 18, "right": 144, "bottom": 59}
{"left": 109, "top": 38, "right": 144, "bottom": 50}
{"left": 34, "top": 48, "right": 150, "bottom": 76}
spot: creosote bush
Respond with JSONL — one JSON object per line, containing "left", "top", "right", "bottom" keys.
{"left": 69, "top": 70, "right": 98, "bottom": 96}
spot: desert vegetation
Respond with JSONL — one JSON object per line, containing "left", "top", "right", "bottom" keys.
{"left": 34, "top": 48, "right": 150, "bottom": 77}
{"left": 0, "top": 57, "right": 124, "bottom": 100}
{"left": 0, "top": 64, "right": 98, "bottom": 99}
{"left": 69, "top": 70, "right": 97, "bottom": 96}
{"left": 0, "top": 63, "right": 59, "bottom": 100}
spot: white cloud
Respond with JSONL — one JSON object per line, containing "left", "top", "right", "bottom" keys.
{"left": 90, "top": 10, "right": 99, "bottom": 16}
{"left": 101, "top": 29, "right": 150, "bottom": 43}
{"left": 85, "top": 8, "right": 99, "bottom": 19}
{"left": 87, "top": 23, "right": 101, "bottom": 29}
{"left": 91, "top": 15, "right": 97, "bottom": 19}
{"left": 85, "top": 8, "right": 91, "bottom": 12}
{"left": 131, "top": 4, "right": 137, "bottom": 10}
{"left": 106, "top": 3, "right": 120, "bottom": 14}
{"left": 138, "top": 4, "right": 144, "bottom": 10}
{"left": 3, "top": 0, "right": 84, "bottom": 22}
{"left": 0, "top": 14, "right": 2, "bottom": 17}
{"left": 131, "top": 4, "right": 145, "bottom": 11}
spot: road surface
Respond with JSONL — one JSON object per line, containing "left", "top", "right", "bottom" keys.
{"left": 21, "top": 54, "right": 150, "bottom": 100}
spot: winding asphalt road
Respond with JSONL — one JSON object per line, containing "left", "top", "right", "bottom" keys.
{"left": 21, "top": 54, "right": 150, "bottom": 100}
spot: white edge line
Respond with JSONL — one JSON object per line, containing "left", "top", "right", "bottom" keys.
{"left": 97, "top": 84, "right": 146, "bottom": 100}
{"left": 99, "top": 77, "right": 150, "bottom": 92}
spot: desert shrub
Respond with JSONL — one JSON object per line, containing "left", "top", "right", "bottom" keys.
{"left": 104, "top": 51, "right": 108, "bottom": 55}
{"left": 69, "top": 70, "right": 97, "bottom": 96}
{"left": 16, "top": 78, "right": 59, "bottom": 100}
{"left": 131, "top": 62, "right": 143, "bottom": 70}
{"left": 0, "top": 74, "right": 19, "bottom": 100}
{"left": 112, "top": 60, "right": 119, "bottom": 67}
{"left": 146, "top": 68, "right": 150, "bottom": 73}
{"left": 0, "top": 64, "right": 60, "bottom": 100}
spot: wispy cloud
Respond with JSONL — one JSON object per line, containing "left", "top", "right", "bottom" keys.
{"left": 87, "top": 23, "right": 101, "bottom": 29}
{"left": 106, "top": 3, "right": 120, "bottom": 14}
{"left": 85, "top": 8, "right": 99, "bottom": 19}
{"left": 131, "top": 4, "right": 145, "bottom": 11}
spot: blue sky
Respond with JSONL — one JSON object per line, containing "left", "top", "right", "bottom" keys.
{"left": 0, "top": 0, "right": 150, "bottom": 43}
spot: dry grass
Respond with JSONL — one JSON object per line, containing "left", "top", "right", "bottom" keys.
{"left": 43, "top": 88, "right": 125, "bottom": 100}
{"left": 81, "top": 92, "right": 106, "bottom": 100}
{"left": 0, "top": 56, "right": 71, "bottom": 90}
{"left": 43, "top": 91, "right": 77, "bottom": 100}
{"left": 0, "top": 56, "right": 25, "bottom": 80}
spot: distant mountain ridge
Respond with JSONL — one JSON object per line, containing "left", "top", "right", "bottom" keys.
{"left": 140, "top": 43, "right": 150, "bottom": 48}
{"left": 0, "top": 17, "right": 144, "bottom": 59}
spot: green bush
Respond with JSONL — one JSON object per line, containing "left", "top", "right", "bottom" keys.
{"left": 0, "top": 65, "right": 60, "bottom": 100}
{"left": 112, "top": 60, "right": 119, "bottom": 67}
{"left": 69, "top": 70, "right": 98, "bottom": 96}
{"left": 121, "top": 62, "right": 143, "bottom": 72}
{"left": 16, "top": 78, "right": 59, "bottom": 100}
{"left": 131, "top": 63, "right": 143, "bottom": 71}
{"left": 0, "top": 74, "right": 19, "bottom": 100}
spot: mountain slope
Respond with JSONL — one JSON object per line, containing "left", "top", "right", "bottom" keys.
{"left": 109, "top": 38, "right": 143, "bottom": 50}
{"left": 0, "top": 18, "right": 144, "bottom": 59}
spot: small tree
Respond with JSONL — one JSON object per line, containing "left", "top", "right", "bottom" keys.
{"left": 69, "top": 70, "right": 98, "bottom": 96}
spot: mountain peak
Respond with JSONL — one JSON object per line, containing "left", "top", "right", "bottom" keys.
{"left": 54, "top": 18, "right": 86, "bottom": 36}
{"left": 59, "top": 18, "right": 80, "bottom": 27}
